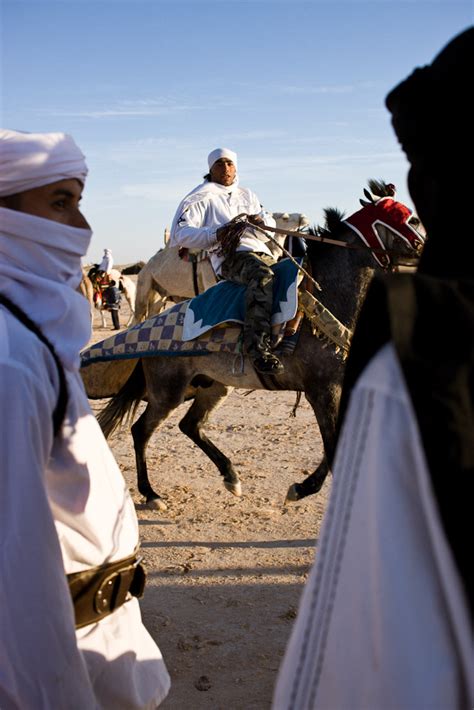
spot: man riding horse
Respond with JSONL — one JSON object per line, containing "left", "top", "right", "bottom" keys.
{"left": 169, "top": 148, "right": 285, "bottom": 374}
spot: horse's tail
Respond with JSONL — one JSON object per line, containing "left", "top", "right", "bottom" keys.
{"left": 97, "top": 360, "right": 146, "bottom": 438}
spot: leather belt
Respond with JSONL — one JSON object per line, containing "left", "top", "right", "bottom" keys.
{"left": 67, "top": 552, "right": 146, "bottom": 629}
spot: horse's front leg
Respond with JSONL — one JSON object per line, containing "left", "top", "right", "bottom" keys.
{"left": 178, "top": 382, "right": 241, "bottom": 496}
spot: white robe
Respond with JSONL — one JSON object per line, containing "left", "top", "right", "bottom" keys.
{"left": 98, "top": 251, "right": 114, "bottom": 274}
{"left": 273, "top": 343, "right": 473, "bottom": 709}
{"left": 169, "top": 179, "right": 276, "bottom": 275}
{"left": 0, "top": 207, "right": 170, "bottom": 709}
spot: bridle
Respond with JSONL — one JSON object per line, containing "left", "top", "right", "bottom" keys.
{"left": 248, "top": 218, "right": 422, "bottom": 272}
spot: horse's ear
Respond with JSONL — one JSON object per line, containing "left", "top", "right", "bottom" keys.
{"left": 363, "top": 189, "right": 374, "bottom": 203}
{"left": 359, "top": 199, "right": 371, "bottom": 207}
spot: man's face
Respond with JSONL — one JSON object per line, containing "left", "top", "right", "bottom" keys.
{"left": 0, "top": 178, "right": 90, "bottom": 228}
{"left": 209, "top": 158, "right": 236, "bottom": 187}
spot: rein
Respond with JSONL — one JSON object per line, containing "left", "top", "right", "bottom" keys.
{"left": 252, "top": 219, "right": 418, "bottom": 261}
{"left": 221, "top": 215, "right": 322, "bottom": 292}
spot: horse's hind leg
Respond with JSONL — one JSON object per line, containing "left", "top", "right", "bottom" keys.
{"left": 131, "top": 403, "right": 169, "bottom": 510}
{"left": 178, "top": 382, "right": 242, "bottom": 497}
{"left": 131, "top": 378, "right": 188, "bottom": 509}
{"left": 287, "top": 455, "right": 330, "bottom": 501}
{"left": 287, "top": 382, "right": 340, "bottom": 502}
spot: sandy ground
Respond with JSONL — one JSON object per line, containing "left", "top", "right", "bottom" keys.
{"left": 87, "top": 294, "right": 331, "bottom": 710}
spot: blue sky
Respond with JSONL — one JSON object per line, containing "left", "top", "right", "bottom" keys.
{"left": 1, "top": 0, "right": 472, "bottom": 264}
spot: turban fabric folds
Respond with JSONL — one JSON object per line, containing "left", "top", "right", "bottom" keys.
{"left": 0, "top": 129, "right": 88, "bottom": 196}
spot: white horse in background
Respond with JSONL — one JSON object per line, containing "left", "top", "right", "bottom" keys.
{"left": 108, "top": 269, "right": 136, "bottom": 326}
{"left": 83, "top": 266, "right": 137, "bottom": 328}
{"left": 133, "top": 212, "right": 310, "bottom": 323}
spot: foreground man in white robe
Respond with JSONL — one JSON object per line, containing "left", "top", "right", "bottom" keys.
{"left": 273, "top": 28, "right": 473, "bottom": 710}
{"left": 0, "top": 129, "right": 170, "bottom": 708}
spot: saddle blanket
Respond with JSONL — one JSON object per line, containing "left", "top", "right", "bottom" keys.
{"left": 81, "top": 302, "right": 299, "bottom": 368}
{"left": 183, "top": 257, "right": 300, "bottom": 340}
{"left": 81, "top": 258, "right": 301, "bottom": 367}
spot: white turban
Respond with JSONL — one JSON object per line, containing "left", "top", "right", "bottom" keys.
{"left": 207, "top": 148, "right": 237, "bottom": 170}
{"left": 0, "top": 128, "right": 88, "bottom": 197}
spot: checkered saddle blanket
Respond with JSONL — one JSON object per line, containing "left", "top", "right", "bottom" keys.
{"left": 183, "top": 257, "right": 300, "bottom": 340}
{"left": 81, "top": 259, "right": 301, "bottom": 367}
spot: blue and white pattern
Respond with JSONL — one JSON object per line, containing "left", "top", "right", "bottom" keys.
{"left": 182, "top": 258, "right": 300, "bottom": 341}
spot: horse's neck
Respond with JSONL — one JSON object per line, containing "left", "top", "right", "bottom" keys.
{"left": 310, "top": 245, "right": 375, "bottom": 329}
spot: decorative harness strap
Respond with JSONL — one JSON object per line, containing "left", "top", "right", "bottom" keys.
{"left": 0, "top": 294, "right": 68, "bottom": 436}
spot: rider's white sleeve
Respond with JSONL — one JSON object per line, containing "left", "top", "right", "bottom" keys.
{"left": 170, "top": 200, "right": 218, "bottom": 250}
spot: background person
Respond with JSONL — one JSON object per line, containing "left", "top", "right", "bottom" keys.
{"left": 169, "top": 148, "right": 284, "bottom": 374}
{"left": 103, "top": 278, "right": 122, "bottom": 330}
{"left": 98, "top": 246, "right": 114, "bottom": 275}
{"left": 273, "top": 27, "right": 473, "bottom": 709}
{"left": 0, "top": 128, "right": 170, "bottom": 708}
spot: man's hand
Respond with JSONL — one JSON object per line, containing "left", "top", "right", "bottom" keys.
{"left": 216, "top": 222, "right": 231, "bottom": 242}
{"left": 247, "top": 213, "right": 265, "bottom": 226}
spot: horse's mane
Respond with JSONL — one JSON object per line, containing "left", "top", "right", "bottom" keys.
{"left": 307, "top": 207, "right": 346, "bottom": 245}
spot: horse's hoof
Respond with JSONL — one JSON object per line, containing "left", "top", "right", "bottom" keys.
{"left": 285, "top": 484, "right": 301, "bottom": 503}
{"left": 224, "top": 480, "right": 242, "bottom": 497}
{"left": 147, "top": 497, "right": 167, "bottom": 511}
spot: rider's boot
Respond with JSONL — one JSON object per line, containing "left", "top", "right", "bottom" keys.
{"left": 249, "top": 333, "right": 284, "bottom": 375}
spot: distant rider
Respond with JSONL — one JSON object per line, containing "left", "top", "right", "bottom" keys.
{"left": 98, "top": 247, "right": 113, "bottom": 275}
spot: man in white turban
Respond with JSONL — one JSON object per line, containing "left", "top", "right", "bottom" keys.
{"left": 0, "top": 128, "right": 170, "bottom": 708}
{"left": 170, "top": 148, "right": 284, "bottom": 374}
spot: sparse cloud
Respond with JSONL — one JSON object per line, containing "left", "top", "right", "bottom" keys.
{"left": 39, "top": 95, "right": 248, "bottom": 120}
{"left": 275, "top": 79, "right": 384, "bottom": 97}
{"left": 223, "top": 129, "right": 289, "bottom": 141}
{"left": 247, "top": 151, "right": 404, "bottom": 172}
{"left": 121, "top": 182, "right": 186, "bottom": 202}
{"left": 40, "top": 98, "right": 208, "bottom": 119}
{"left": 279, "top": 84, "right": 356, "bottom": 95}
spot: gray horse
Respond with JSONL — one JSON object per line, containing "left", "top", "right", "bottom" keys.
{"left": 82, "top": 184, "right": 424, "bottom": 509}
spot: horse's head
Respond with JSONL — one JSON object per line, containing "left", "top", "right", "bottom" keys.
{"left": 87, "top": 264, "right": 108, "bottom": 291}
{"left": 87, "top": 264, "right": 99, "bottom": 282}
{"left": 269, "top": 213, "right": 310, "bottom": 258}
{"left": 273, "top": 212, "right": 310, "bottom": 232}
{"left": 344, "top": 181, "right": 425, "bottom": 270}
